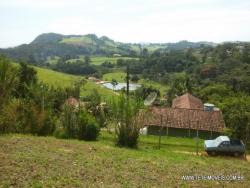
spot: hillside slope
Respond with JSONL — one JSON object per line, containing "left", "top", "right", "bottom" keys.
{"left": 12, "top": 63, "right": 117, "bottom": 99}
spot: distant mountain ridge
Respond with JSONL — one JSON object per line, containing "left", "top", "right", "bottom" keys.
{"left": 0, "top": 32, "right": 217, "bottom": 63}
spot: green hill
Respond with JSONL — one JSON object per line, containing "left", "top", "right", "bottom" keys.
{"left": 0, "top": 33, "right": 216, "bottom": 64}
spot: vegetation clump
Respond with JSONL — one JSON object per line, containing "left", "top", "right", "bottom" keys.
{"left": 111, "top": 94, "right": 145, "bottom": 148}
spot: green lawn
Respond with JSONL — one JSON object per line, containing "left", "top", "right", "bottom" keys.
{"left": 0, "top": 132, "right": 249, "bottom": 187}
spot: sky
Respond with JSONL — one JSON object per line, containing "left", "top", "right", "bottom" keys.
{"left": 0, "top": 0, "right": 250, "bottom": 48}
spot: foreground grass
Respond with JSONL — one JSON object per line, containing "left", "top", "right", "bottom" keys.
{"left": 0, "top": 132, "right": 249, "bottom": 187}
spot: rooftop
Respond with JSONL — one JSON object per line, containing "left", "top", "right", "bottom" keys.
{"left": 144, "top": 107, "right": 225, "bottom": 132}
{"left": 172, "top": 93, "right": 204, "bottom": 110}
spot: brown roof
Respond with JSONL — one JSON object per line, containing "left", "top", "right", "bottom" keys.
{"left": 172, "top": 93, "right": 204, "bottom": 110}
{"left": 65, "top": 97, "right": 79, "bottom": 106}
{"left": 144, "top": 107, "right": 225, "bottom": 132}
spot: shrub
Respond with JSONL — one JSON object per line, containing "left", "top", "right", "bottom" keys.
{"left": 78, "top": 111, "right": 100, "bottom": 141}
{"left": 59, "top": 105, "right": 100, "bottom": 141}
{"left": 85, "top": 89, "right": 109, "bottom": 128}
{"left": 53, "top": 125, "right": 68, "bottom": 139}
{"left": 0, "top": 99, "right": 20, "bottom": 133}
{"left": 111, "top": 94, "right": 145, "bottom": 148}
{"left": 38, "top": 111, "right": 57, "bottom": 136}
{"left": 0, "top": 98, "right": 55, "bottom": 136}
{"left": 60, "top": 104, "right": 78, "bottom": 138}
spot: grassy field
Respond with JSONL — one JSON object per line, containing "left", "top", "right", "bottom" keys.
{"left": 12, "top": 63, "right": 82, "bottom": 88}
{"left": 90, "top": 56, "right": 137, "bottom": 66}
{"left": 139, "top": 79, "right": 169, "bottom": 97}
{"left": 0, "top": 132, "right": 249, "bottom": 187}
{"left": 35, "top": 66, "right": 117, "bottom": 100}
{"left": 103, "top": 72, "right": 126, "bottom": 82}
{"left": 72, "top": 56, "right": 137, "bottom": 66}
{"left": 18, "top": 64, "right": 116, "bottom": 100}
{"left": 34, "top": 66, "right": 82, "bottom": 88}
{"left": 46, "top": 55, "right": 137, "bottom": 66}
{"left": 81, "top": 81, "right": 118, "bottom": 101}
{"left": 60, "top": 36, "right": 94, "bottom": 46}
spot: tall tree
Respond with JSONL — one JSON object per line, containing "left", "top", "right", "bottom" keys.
{"left": 111, "top": 79, "right": 118, "bottom": 91}
{"left": 84, "top": 56, "right": 91, "bottom": 65}
{"left": 167, "top": 74, "right": 193, "bottom": 105}
{"left": 16, "top": 62, "right": 38, "bottom": 98}
{"left": 0, "top": 56, "right": 18, "bottom": 107}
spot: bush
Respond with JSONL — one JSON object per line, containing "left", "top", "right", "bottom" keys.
{"left": 0, "top": 98, "right": 56, "bottom": 136}
{"left": 38, "top": 111, "right": 57, "bottom": 136}
{"left": 111, "top": 94, "right": 145, "bottom": 148}
{"left": 0, "top": 99, "right": 20, "bottom": 133}
{"left": 78, "top": 111, "right": 100, "bottom": 141}
{"left": 53, "top": 125, "right": 68, "bottom": 139}
{"left": 59, "top": 105, "right": 100, "bottom": 141}
{"left": 60, "top": 104, "right": 78, "bottom": 138}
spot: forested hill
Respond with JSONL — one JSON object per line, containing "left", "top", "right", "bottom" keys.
{"left": 0, "top": 33, "right": 215, "bottom": 63}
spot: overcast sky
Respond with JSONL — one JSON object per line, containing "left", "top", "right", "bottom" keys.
{"left": 0, "top": 0, "right": 250, "bottom": 48}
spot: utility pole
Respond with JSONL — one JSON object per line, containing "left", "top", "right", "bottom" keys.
{"left": 196, "top": 120, "right": 199, "bottom": 156}
{"left": 125, "top": 64, "right": 130, "bottom": 129}
{"left": 158, "top": 114, "right": 163, "bottom": 149}
{"left": 126, "top": 64, "right": 130, "bottom": 98}
{"left": 41, "top": 84, "right": 45, "bottom": 112}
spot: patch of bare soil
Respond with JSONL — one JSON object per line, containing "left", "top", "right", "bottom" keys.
{"left": 246, "top": 155, "right": 250, "bottom": 162}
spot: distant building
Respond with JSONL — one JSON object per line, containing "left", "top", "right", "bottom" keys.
{"left": 113, "top": 54, "right": 122, "bottom": 57}
{"left": 88, "top": 76, "right": 100, "bottom": 82}
{"left": 96, "top": 80, "right": 108, "bottom": 85}
{"left": 143, "top": 93, "right": 225, "bottom": 139}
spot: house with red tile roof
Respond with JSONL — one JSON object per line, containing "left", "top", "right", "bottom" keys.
{"left": 172, "top": 93, "right": 203, "bottom": 110}
{"left": 143, "top": 93, "right": 225, "bottom": 139}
